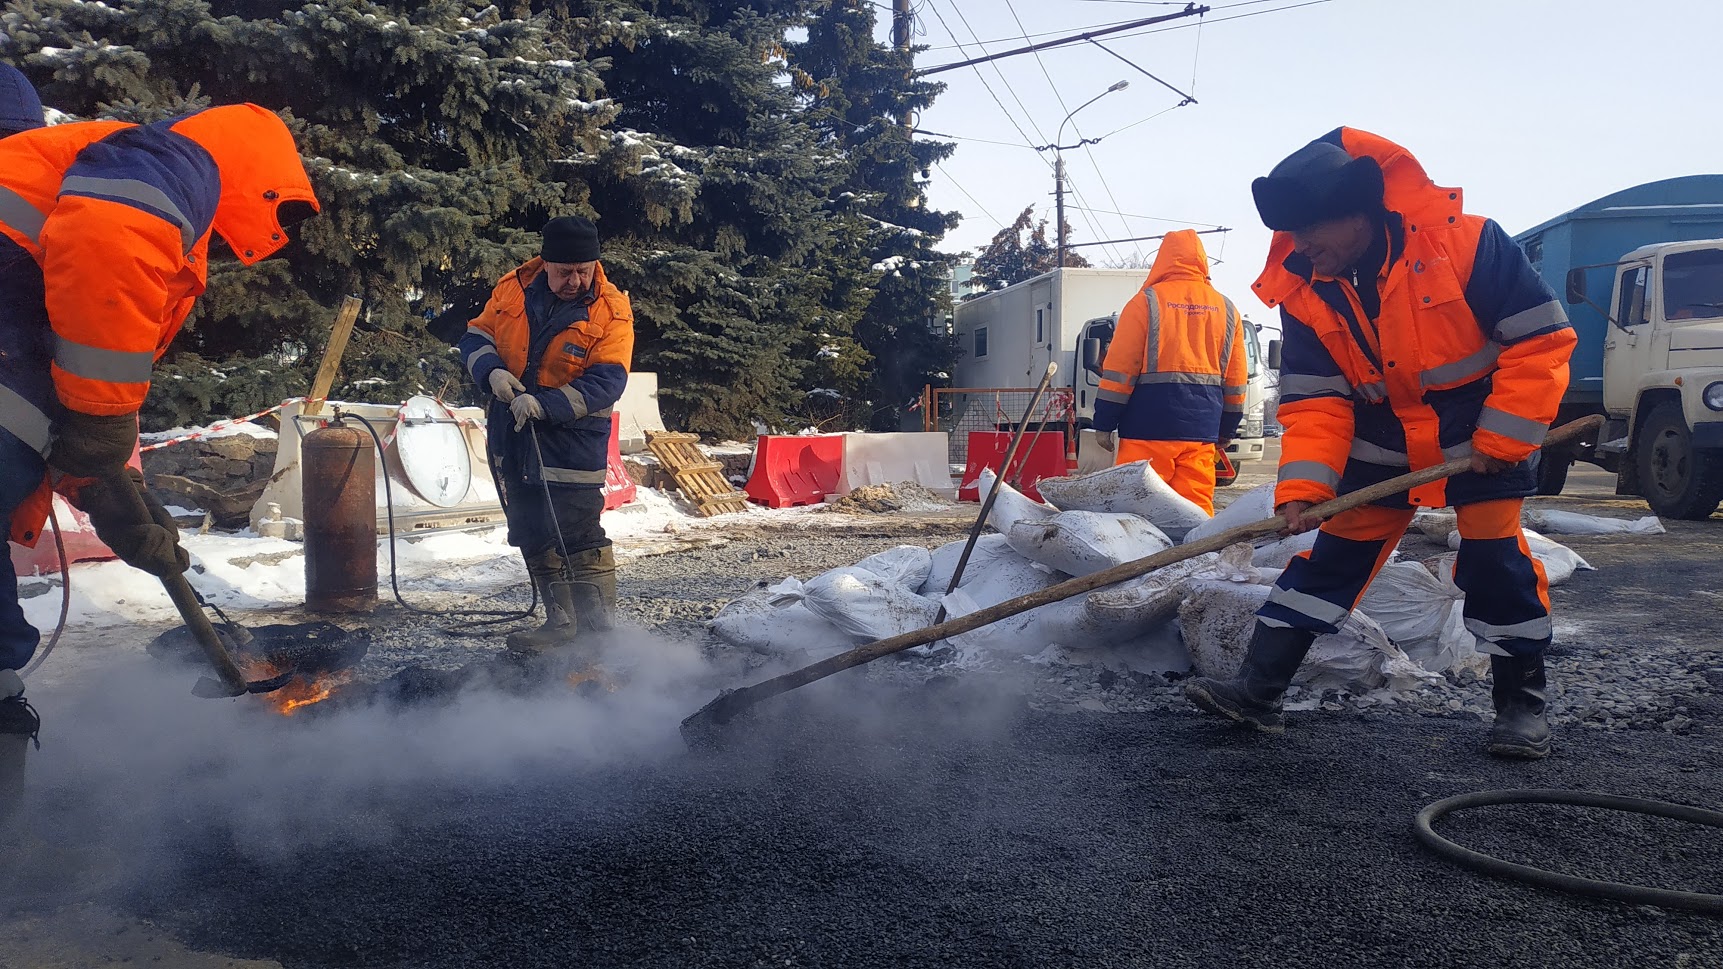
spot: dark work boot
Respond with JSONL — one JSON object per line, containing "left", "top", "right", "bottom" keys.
{"left": 563, "top": 546, "right": 618, "bottom": 637}
{"left": 1, "top": 669, "right": 40, "bottom": 825}
{"left": 506, "top": 551, "right": 577, "bottom": 655}
{"left": 1184, "top": 623, "right": 1317, "bottom": 734}
{"left": 1487, "top": 654, "right": 1552, "bottom": 760}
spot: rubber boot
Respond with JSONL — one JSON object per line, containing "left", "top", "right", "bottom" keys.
{"left": 563, "top": 546, "right": 618, "bottom": 637}
{"left": 1184, "top": 623, "right": 1316, "bottom": 734}
{"left": 505, "top": 551, "right": 577, "bottom": 655}
{"left": 1487, "top": 653, "right": 1552, "bottom": 760}
{"left": 1, "top": 669, "right": 39, "bottom": 826}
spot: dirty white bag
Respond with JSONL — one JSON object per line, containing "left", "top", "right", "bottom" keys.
{"left": 1413, "top": 509, "right": 1458, "bottom": 544}
{"left": 975, "top": 467, "right": 1056, "bottom": 534}
{"left": 1084, "top": 543, "right": 1257, "bottom": 632}
{"left": 853, "top": 545, "right": 934, "bottom": 591}
{"left": 708, "top": 580, "right": 859, "bottom": 658}
{"left": 1177, "top": 580, "right": 1443, "bottom": 694}
{"left": 1355, "top": 560, "right": 1483, "bottom": 674}
{"left": 801, "top": 566, "right": 939, "bottom": 640}
{"left": 1182, "top": 482, "right": 1276, "bottom": 546}
{"left": 1524, "top": 509, "right": 1664, "bottom": 536}
{"left": 922, "top": 534, "right": 1014, "bottom": 598}
{"left": 1005, "top": 510, "right": 1173, "bottom": 576}
{"left": 1444, "top": 526, "right": 1593, "bottom": 585}
{"left": 1034, "top": 461, "right": 1210, "bottom": 541}
{"left": 1251, "top": 530, "right": 1318, "bottom": 569}
{"left": 952, "top": 545, "right": 1066, "bottom": 609}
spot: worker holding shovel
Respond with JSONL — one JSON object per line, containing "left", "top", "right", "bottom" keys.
{"left": 0, "top": 99, "right": 319, "bottom": 748}
{"left": 1184, "top": 129, "right": 1577, "bottom": 759}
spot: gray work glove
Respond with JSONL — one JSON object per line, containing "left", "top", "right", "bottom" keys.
{"left": 488, "top": 369, "right": 525, "bottom": 404}
{"left": 76, "top": 470, "right": 190, "bottom": 577}
{"left": 510, "top": 393, "right": 545, "bottom": 431}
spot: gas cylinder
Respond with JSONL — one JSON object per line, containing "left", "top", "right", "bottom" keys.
{"left": 303, "top": 419, "right": 378, "bottom": 613}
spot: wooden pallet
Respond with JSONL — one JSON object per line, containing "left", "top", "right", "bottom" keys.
{"left": 646, "top": 431, "right": 750, "bottom": 517}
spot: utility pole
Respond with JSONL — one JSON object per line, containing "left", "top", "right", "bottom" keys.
{"left": 1054, "top": 155, "right": 1068, "bottom": 269}
{"left": 892, "top": 0, "right": 913, "bottom": 128}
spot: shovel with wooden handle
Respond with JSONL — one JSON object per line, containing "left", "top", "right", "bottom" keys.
{"left": 102, "top": 472, "right": 294, "bottom": 699}
{"left": 680, "top": 415, "right": 1605, "bottom": 743}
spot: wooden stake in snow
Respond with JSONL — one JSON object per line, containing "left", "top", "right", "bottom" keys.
{"left": 680, "top": 415, "right": 1605, "bottom": 741}
{"left": 304, "top": 296, "right": 364, "bottom": 418}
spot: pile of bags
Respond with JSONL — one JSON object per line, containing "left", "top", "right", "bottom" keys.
{"left": 709, "top": 460, "right": 1610, "bottom": 697}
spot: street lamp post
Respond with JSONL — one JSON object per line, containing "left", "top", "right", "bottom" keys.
{"left": 1050, "top": 80, "right": 1129, "bottom": 268}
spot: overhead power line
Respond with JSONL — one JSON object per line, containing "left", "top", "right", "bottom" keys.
{"left": 918, "top": 0, "right": 1327, "bottom": 51}
{"left": 917, "top": 4, "right": 1210, "bottom": 76}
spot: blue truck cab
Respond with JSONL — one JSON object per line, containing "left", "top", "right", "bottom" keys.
{"left": 1513, "top": 176, "right": 1723, "bottom": 518}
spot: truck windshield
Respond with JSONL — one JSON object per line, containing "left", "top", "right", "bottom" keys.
{"left": 1663, "top": 249, "right": 1723, "bottom": 321}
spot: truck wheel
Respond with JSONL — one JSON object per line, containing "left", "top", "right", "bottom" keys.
{"left": 1534, "top": 446, "right": 1571, "bottom": 496}
{"left": 1635, "top": 402, "right": 1723, "bottom": 520}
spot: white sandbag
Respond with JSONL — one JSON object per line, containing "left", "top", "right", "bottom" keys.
{"left": 1355, "top": 560, "right": 1484, "bottom": 675}
{"left": 708, "top": 581, "right": 859, "bottom": 658}
{"left": 954, "top": 546, "right": 1066, "bottom": 609}
{"left": 975, "top": 467, "right": 1056, "bottom": 534}
{"left": 1034, "top": 460, "right": 1210, "bottom": 542}
{"left": 1524, "top": 508, "right": 1664, "bottom": 536}
{"left": 941, "top": 587, "right": 1119, "bottom": 656}
{"left": 1182, "top": 482, "right": 1276, "bottom": 546}
{"left": 853, "top": 545, "right": 934, "bottom": 591}
{"left": 1005, "top": 510, "right": 1173, "bottom": 577}
{"left": 801, "top": 567, "right": 939, "bottom": 641}
{"left": 1413, "top": 509, "right": 1458, "bottom": 544}
{"left": 1177, "top": 580, "right": 1443, "bottom": 695}
{"left": 1444, "top": 526, "right": 1593, "bottom": 585}
{"left": 1084, "top": 543, "right": 1258, "bottom": 632}
{"left": 1251, "top": 529, "right": 1317, "bottom": 569}
{"left": 921, "top": 534, "right": 1014, "bottom": 598}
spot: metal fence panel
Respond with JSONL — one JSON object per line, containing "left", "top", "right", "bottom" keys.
{"left": 922, "top": 386, "right": 1076, "bottom": 470}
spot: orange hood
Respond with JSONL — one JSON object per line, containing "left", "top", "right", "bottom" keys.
{"left": 171, "top": 104, "right": 318, "bottom": 266}
{"left": 1143, "top": 228, "right": 1211, "bottom": 288}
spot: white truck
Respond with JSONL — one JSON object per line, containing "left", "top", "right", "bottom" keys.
{"left": 952, "top": 267, "right": 1276, "bottom": 477}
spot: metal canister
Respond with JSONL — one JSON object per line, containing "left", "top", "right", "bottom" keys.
{"left": 303, "top": 421, "right": 378, "bottom": 613}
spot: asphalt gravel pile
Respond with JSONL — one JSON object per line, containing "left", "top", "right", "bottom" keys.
{"left": 103, "top": 680, "right": 1723, "bottom": 969}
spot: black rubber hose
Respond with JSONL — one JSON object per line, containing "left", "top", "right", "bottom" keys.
{"left": 1414, "top": 788, "right": 1723, "bottom": 917}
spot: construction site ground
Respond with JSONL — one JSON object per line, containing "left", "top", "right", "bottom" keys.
{"left": 3, "top": 449, "right": 1722, "bottom": 968}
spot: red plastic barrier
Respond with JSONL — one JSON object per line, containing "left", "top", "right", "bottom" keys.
{"left": 745, "top": 434, "right": 844, "bottom": 508}
{"left": 959, "top": 431, "right": 1066, "bottom": 503}
{"left": 602, "top": 413, "right": 637, "bottom": 511}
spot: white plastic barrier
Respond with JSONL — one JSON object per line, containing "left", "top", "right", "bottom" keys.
{"left": 835, "top": 432, "right": 955, "bottom": 498}
{"left": 251, "top": 399, "right": 502, "bottom": 534}
{"left": 616, "top": 372, "right": 666, "bottom": 454}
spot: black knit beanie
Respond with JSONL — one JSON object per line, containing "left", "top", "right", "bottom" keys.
{"left": 1251, "top": 139, "right": 1385, "bottom": 232}
{"left": 541, "top": 216, "right": 600, "bottom": 263}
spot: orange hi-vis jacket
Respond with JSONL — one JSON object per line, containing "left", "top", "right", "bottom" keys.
{"left": 1252, "top": 128, "right": 1576, "bottom": 511}
{"left": 0, "top": 104, "right": 318, "bottom": 543}
{"left": 1092, "top": 229, "right": 1247, "bottom": 444}
{"left": 458, "top": 258, "right": 634, "bottom": 486}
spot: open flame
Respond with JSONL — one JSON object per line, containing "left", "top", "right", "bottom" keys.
{"left": 566, "top": 668, "right": 619, "bottom": 694}
{"left": 265, "top": 670, "right": 355, "bottom": 716}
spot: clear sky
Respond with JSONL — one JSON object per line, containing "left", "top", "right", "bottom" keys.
{"left": 903, "top": 0, "right": 1723, "bottom": 333}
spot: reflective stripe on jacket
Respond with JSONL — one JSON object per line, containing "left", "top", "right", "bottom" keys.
{"left": 1252, "top": 128, "right": 1576, "bottom": 510}
{"left": 457, "top": 258, "right": 634, "bottom": 486}
{"left": 1092, "top": 229, "right": 1248, "bottom": 444}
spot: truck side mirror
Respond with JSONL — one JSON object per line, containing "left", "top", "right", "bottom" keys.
{"left": 1082, "top": 337, "right": 1104, "bottom": 375}
{"left": 1564, "top": 268, "right": 1587, "bottom": 305}
{"left": 1267, "top": 339, "right": 1283, "bottom": 371}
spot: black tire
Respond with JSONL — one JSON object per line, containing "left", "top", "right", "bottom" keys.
{"left": 1534, "top": 445, "right": 1571, "bottom": 496}
{"left": 1635, "top": 402, "right": 1723, "bottom": 519}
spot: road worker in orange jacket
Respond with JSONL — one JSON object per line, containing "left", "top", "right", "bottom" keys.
{"left": 1092, "top": 229, "right": 1247, "bottom": 514}
{"left": 0, "top": 104, "right": 319, "bottom": 692}
{"left": 458, "top": 217, "right": 634, "bottom": 657}
{"left": 1184, "top": 129, "right": 1576, "bottom": 759}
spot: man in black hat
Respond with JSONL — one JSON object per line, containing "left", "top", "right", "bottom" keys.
{"left": 0, "top": 64, "right": 44, "bottom": 138}
{"left": 1185, "top": 128, "right": 1574, "bottom": 759}
{"left": 458, "top": 217, "right": 635, "bottom": 656}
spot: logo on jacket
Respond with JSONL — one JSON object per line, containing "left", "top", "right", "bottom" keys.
{"left": 564, "top": 343, "right": 589, "bottom": 359}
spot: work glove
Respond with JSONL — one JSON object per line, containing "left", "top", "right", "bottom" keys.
{"left": 510, "top": 392, "right": 545, "bottom": 431}
{"left": 47, "top": 410, "right": 140, "bottom": 479}
{"left": 1217, "top": 436, "right": 1234, "bottom": 451}
{"left": 1095, "top": 430, "right": 1116, "bottom": 453}
{"left": 488, "top": 368, "right": 525, "bottom": 404}
{"left": 76, "top": 469, "right": 191, "bottom": 578}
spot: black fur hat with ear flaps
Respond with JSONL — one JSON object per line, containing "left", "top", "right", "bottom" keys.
{"left": 1251, "top": 139, "right": 1385, "bottom": 232}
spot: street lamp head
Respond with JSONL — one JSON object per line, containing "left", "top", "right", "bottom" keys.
{"left": 1107, "top": 80, "right": 1129, "bottom": 93}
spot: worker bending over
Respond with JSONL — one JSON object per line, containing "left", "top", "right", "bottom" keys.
{"left": 1185, "top": 129, "right": 1575, "bottom": 759}
{"left": 1092, "top": 228, "right": 1248, "bottom": 514}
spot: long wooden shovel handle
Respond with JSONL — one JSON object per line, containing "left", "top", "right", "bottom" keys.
{"left": 682, "top": 415, "right": 1604, "bottom": 734}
